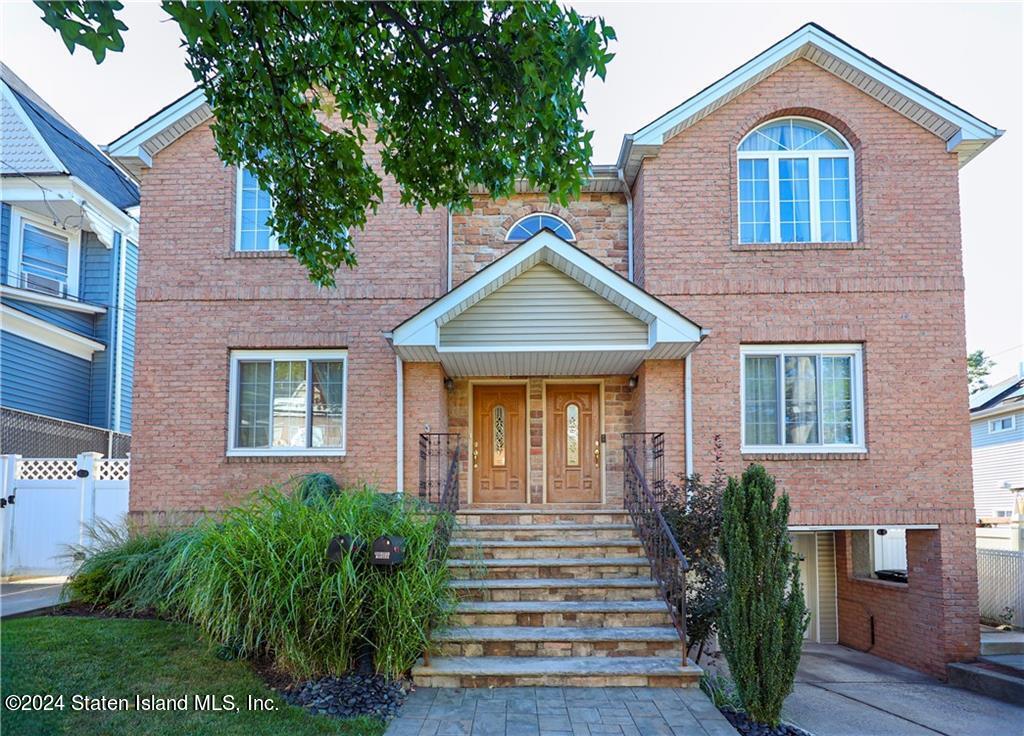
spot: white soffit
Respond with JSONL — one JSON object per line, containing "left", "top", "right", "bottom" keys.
{"left": 105, "top": 87, "right": 211, "bottom": 177}
{"left": 391, "top": 230, "right": 704, "bottom": 376}
{"left": 620, "top": 23, "right": 1002, "bottom": 179}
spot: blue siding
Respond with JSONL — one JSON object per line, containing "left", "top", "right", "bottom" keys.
{"left": 1, "top": 202, "right": 9, "bottom": 282}
{"left": 88, "top": 233, "right": 118, "bottom": 428}
{"left": 1, "top": 331, "right": 92, "bottom": 423}
{"left": 0, "top": 296, "right": 95, "bottom": 336}
{"left": 80, "top": 232, "right": 112, "bottom": 304}
{"left": 118, "top": 240, "right": 138, "bottom": 431}
{"left": 971, "top": 411, "right": 1024, "bottom": 448}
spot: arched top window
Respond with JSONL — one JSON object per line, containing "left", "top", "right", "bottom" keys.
{"left": 737, "top": 117, "right": 856, "bottom": 245}
{"left": 505, "top": 213, "right": 576, "bottom": 242}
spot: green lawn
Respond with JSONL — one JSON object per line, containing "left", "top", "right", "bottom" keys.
{"left": 1, "top": 616, "right": 386, "bottom": 736}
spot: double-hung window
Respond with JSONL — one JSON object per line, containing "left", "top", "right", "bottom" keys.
{"left": 741, "top": 344, "right": 865, "bottom": 453}
{"left": 228, "top": 350, "right": 347, "bottom": 455}
{"left": 738, "top": 117, "right": 856, "bottom": 244}
{"left": 9, "top": 209, "right": 80, "bottom": 297}
{"left": 235, "top": 167, "right": 283, "bottom": 251}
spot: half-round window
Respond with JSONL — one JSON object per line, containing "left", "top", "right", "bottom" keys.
{"left": 505, "top": 213, "right": 576, "bottom": 242}
{"left": 737, "top": 117, "right": 855, "bottom": 244}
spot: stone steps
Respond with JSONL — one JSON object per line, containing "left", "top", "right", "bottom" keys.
{"left": 447, "top": 556, "right": 651, "bottom": 580}
{"left": 451, "top": 600, "right": 673, "bottom": 628}
{"left": 448, "top": 538, "right": 644, "bottom": 560}
{"left": 418, "top": 505, "right": 696, "bottom": 689}
{"left": 450, "top": 576, "right": 659, "bottom": 602}
{"left": 434, "top": 626, "right": 681, "bottom": 658}
{"left": 454, "top": 523, "right": 636, "bottom": 541}
{"left": 411, "top": 655, "right": 701, "bottom": 688}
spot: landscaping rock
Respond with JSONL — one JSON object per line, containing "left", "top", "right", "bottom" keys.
{"left": 281, "top": 673, "right": 409, "bottom": 721}
{"left": 722, "top": 708, "right": 813, "bottom": 736}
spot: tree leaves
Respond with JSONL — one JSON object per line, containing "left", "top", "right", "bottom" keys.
{"left": 36, "top": 1, "right": 614, "bottom": 286}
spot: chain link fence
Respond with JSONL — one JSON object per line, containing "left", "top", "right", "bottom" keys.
{"left": 977, "top": 548, "right": 1024, "bottom": 628}
{"left": 0, "top": 407, "right": 130, "bottom": 458}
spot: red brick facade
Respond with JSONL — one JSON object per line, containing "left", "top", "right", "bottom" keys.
{"left": 130, "top": 57, "right": 980, "bottom": 675}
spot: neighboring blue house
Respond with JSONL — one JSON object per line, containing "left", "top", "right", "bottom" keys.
{"left": 970, "top": 371, "right": 1024, "bottom": 519}
{"left": 1, "top": 63, "right": 139, "bottom": 445}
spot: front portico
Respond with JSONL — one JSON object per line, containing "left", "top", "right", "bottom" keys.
{"left": 390, "top": 230, "right": 706, "bottom": 504}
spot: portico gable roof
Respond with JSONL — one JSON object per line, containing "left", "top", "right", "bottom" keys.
{"left": 390, "top": 230, "right": 705, "bottom": 377}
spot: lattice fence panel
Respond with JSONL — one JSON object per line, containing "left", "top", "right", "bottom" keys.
{"left": 16, "top": 459, "right": 78, "bottom": 481}
{"left": 978, "top": 548, "right": 1024, "bottom": 628}
{"left": 96, "top": 459, "right": 130, "bottom": 481}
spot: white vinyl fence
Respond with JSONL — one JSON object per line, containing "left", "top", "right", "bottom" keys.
{"left": 977, "top": 548, "right": 1024, "bottom": 629}
{"left": 0, "top": 453, "right": 129, "bottom": 578}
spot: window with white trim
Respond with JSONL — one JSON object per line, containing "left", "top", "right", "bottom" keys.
{"left": 741, "top": 344, "right": 865, "bottom": 452}
{"left": 988, "top": 416, "right": 1015, "bottom": 433}
{"left": 738, "top": 117, "right": 856, "bottom": 244}
{"left": 8, "top": 209, "right": 81, "bottom": 297}
{"left": 235, "top": 168, "right": 283, "bottom": 251}
{"left": 228, "top": 350, "right": 346, "bottom": 455}
{"left": 505, "top": 213, "right": 575, "bottom": 242}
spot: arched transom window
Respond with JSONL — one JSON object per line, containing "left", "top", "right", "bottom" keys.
{"left": 737, "top": 117, "right": 856, "bottom": 244}
{"left": 505, "top": 213, "right": 576, "bottom": 242}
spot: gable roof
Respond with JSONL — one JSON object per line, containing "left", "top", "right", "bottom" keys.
{"left": 1, "top": 63, "right": 140, "bottom": 212}
{"left": 617, "top": 23, "right": 1002, "bottom": 181}
{"left": 970, "top": 375, "right": 1024, "bottom": 414}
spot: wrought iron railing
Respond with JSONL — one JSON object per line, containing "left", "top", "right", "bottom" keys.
{"left": 420, "top": 433, "right": 461, "bottom": 665}
{"left": 623, "top": 432, "right": 690, "bottom": 663}
{"left": 1, "top": 407, "right": 130, "bottom": 458}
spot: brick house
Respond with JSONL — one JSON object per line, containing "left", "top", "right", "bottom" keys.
{"left": 107, "top": 24, "right": 1000, "bottom": 684}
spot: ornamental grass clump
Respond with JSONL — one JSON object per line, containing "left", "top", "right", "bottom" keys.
{"left": 170, "top": 483, "right": 453, "bottom": 679}
{"left": 719, "top": 464, "right": 808, "bottom": 728}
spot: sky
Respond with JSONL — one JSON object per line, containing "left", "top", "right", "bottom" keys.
{"left": 1, "top": 1, "right": 1021, "bottom": 380}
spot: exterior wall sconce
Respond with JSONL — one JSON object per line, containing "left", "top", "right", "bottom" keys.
{"left": 444, "top": 377, "right": 455, "bottom": 392}
{"left": 628, "top": 375, "right": 639, "bottom": 390}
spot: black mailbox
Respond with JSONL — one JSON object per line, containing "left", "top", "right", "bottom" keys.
{"left": 371, "top": 535, "right": 405, "bottom": 566}
{"left": 326, "top": 534, "right": 364, "bottom": 564}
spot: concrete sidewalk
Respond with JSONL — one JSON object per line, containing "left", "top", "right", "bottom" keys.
{"left": 0, "top": 577, "right": 65, "bottom": 618}
{"left": 783, "top": 643, "right": 1024, "bottom": 736}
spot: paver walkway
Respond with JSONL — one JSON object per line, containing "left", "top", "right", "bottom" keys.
{"left": 383, "top": 685, "right": 738, "bottom": 736}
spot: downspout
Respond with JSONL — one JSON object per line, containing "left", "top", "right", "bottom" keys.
{"left": 616, "top": 168, "right": 634, "bottom": 283}
{"left": 684, "top": 353, "right": 693, "bottom": 478}
{"left": 395, "top": 355, "right": 404, "bottom": 493}
{"left": 446, "top": 208, "right": 453, "bottom": 291}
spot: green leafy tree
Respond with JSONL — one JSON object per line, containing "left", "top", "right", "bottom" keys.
{"left": 967, "top": 349, "right": 995, "bottom": 394}
{"left": 719, "top": 464, "right": 808, "bottom": 727}
{"left": 35, "top": 1, "right": 615, "bottom": 286}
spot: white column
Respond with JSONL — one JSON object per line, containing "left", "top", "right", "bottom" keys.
{"left": 0, "top": 455, "right": 21, "bottom": 578}
{"left": 76, "top": 452, "right": 102, "bottom": 548}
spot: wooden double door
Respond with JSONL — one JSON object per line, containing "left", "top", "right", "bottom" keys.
{"left": 472, "top": 383, "right": 601, "bottom": 504}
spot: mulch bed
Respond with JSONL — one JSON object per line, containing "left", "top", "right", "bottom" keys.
{"left": 721, "top": 708, "right": 813, "bottom": 736}
{"left": 47, "top": 601, "right": 164, "bottom": 620}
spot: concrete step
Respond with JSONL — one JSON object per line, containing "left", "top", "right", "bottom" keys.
{"left": 457, "top": 509, "right": 631, "bottom": 526}
{"left": 447, "top": 556, "right": 650, "bottom": 580}
{"left": 450, "top": 576, "right": 659, "bottom": 602}
{"left": 454, "top": 523, "right": 636, "bottom": 541}
{"left": 980, "top": 630, "right": 1024, "bottom": 656}
{"left": 434, "top": 626, "right": 681, "bottom": 657}
{"left": 412, "top": 655, "right": 701, "bottom": 688}
{"left": 947, "top": 661, "right": 1024, "bottom": 705}
{"left": 450, "top": 600, "right": 673, "bottom": 628}
{"left": 448, "top": 539, "right": 643, "bottom": 560}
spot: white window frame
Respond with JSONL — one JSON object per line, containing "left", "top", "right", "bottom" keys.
{"left": 505, "top": 213, "right": 576, "bottom": 242}
{"left": 740, "top": 343, "right": 866, "bottom": 454}
{"left": 8, "top": 207, "right": 81, "bottom": 297}
{"left": 234, "top": 167, "right": 283, "bottom": 252}
{"left": 988, "top": 415, "right": 1015, "bottom": 433}
{"left": 737, "top": 117, "right": 858, "bottom": 244}
{"left": 227, "top": 349, "right": 348, "bottom": 457}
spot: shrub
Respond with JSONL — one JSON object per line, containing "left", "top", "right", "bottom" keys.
{"left": 170, "top": 483, "right": 453, "bottom": 679}
{"left": 719, "top": 464, "right": 808, "bottom": 727}
{"left": 661, "top": 434, "right": 727, "bottom": 661}
{"left": 63, "top": 518, "right": 192, "bottom": 614}
{"left": 293, "top": 472, "right": 343, "bottom": 505}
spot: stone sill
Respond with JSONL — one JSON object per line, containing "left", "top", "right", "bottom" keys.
{"left": 225, "top": 455, "right": 347, "bottom": 464}
{"left": 224, "top": 250, "right": 294, "bottom": 259}
{"left": 741, "top": 452, "right": 868, "bottom": 461}
{"left": 730, "top": 242, "right": 867, "bottom": 252}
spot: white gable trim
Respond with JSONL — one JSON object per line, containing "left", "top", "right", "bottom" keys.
{"left": 0, "top": 304, "right": 104, "bottom": 360}
{"left": 106, "top": 87, "right": 210, "bottom": 176}
{"left": 1, "top": 83, "right": 65, "bottom": 173}
{"left": 392, "top": 230, "right": 704, "bottom": 376}
{"left": 624, "top": 23, "right": 1001, "bottom": 173}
